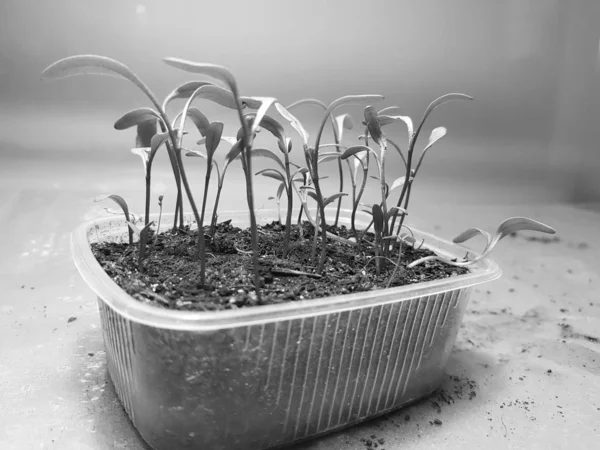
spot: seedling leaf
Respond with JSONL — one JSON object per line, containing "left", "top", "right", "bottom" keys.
{"left": 114, "top": 107, "right": 161, "bottom": 130}
{"left": 372, "top": 204, "right": 384, "bottom": 234}
{"left": 185, "top": 149, "right": 207, "bottom": 159}
{"left": 335, "top": 113, "right": 354, "bottom": 142}
{"left": 205, "top": 122, "right": 224, "bottom": 158}
{"left": 40, "top": 55, "right": 156, "bottom": 105}
{"left": 150, "top": 132, "right": 170, "bottom": 157}
{"left": 256, "top": 168, "right": 286, "bottom": 183}
{"left": 340, "top": 145, "right": 372, "bottom": 160}
{"left": 247, "top": 97, "right": 277, "bottom": 137}
{"left": 389, "top": 176, "right": 406, "bottom": 193}
{"left": 94, "top": 194, "right": 130, "bottom": 220}
{"left": 324, "top": 193, "right": 347, "bottom": 207}
{"left": 421, "top": 127, "right": 447, "bottom": 155}
{"left": 186, "top": 107, "right": 211, "bottom": 137}
{"left": 328, "top": 95, "right": 385, "bottom": 115}
{"left": 165, "top": 81, "right": 213, "bottom": 106}
{"left": 496, "top": 217, "right": 556, "bottom": 239}
{"left": 364, "top": 105, "right": 386, "bottom": 147}
{"left": 251, "top": 148, "right": 286, "bottom": 171}
{"left": 277, "top": 182, "right": 286, "bottom": 200}
{"left": 275, "top": 102, "right": 309, "bottom": 146}
{"left": 452, "top": 227, "right": 492, "bottom": 245}
{"left": 135, "top": 119, "right": 158, "bottom": 148}
{"left": 163, "top": 58, "right": 238, "bottom": 95}
{"left": 225, "top": 139, "right": 244, "bottom": 164}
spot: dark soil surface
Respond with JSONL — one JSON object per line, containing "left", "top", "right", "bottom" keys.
{"left": 91, "top": 220, "right": 469, "bottom": 311}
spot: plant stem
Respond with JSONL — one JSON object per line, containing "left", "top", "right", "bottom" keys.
{"left": 311, "top": 207, "right": 320, "bottom": 262}
{"left": 386, "top": 240, "right": 404, "bottom": 288}
{"left": 332, "top": 125, "right": 344, "bottom": 227}
{"left": 210, "top": 180, "right": 223, "bottom": 236}
{"left": 240, "top": 147, "right": 262, "bottom": 301}
{"left": 173, "top": 148, "right": 203, "bottom": 265}
{"left": 144, "top": 171, "right": 151, "bottom": 226}
{"left": 195, "top": 163, "right": 213, "bottom": 285}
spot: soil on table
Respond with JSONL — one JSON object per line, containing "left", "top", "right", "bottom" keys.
{"left": 91, "top": 220, "right": 469, "bottom": 311}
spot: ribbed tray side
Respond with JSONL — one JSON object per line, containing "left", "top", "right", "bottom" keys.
{"left": 98, "top": 288, "right": 470, "bottom": 450}
{"left": 98, "top": 299, "right": 137, "bottom": 422}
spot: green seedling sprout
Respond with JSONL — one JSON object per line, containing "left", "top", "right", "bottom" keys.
{"left": 126, "top": 221, "right": 155, "bottom": 272}
{"left": 94, "top": 194, "right": 134, "bottom": 245}
{"left": 408, "top": 217, "right": 556, "bottom": 268}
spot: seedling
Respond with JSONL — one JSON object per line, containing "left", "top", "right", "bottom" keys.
{"left": 127, "top": 221, "right": 155, "bottom": 272}
{"left": 94, "top": 194, "right": 134, "bottom": 245}
{"left": 408, "top": 217, "right": 556, "bottom": 268}
{"left": 156, "top": 195, "right": 164, "bottom": 238}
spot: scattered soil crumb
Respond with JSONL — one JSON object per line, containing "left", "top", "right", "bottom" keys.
{"left": 67, "top": 316, "right": 77, "bottom": 323}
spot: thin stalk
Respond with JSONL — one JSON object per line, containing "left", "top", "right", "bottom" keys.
{"left": 156, "top": 196, "right": 163, "bottom": 237}
{"left": 309, "top": 154, "right": 328, "bottom": 273}
{"left": 332, "top": 125, "right": 344, "bottom": 227}
{"left": 352, "top": 128, "right": 370, "bottom": 240}
{"left": 173, "top": 149, "right": 203, "bottom": 261}
{"left": 210, "top": 179, "right": 223, "bottom": 235}
{"left": 144, "top": 170, "right": 151, "bottom": 226}
{"left": 240, "top": 147, "right": 262, "bottom": 301}
{"left": 195, "top": 162, "right": 213, "bottom": 284}
{"left": 311, "top": 207, "right": 320, "bottom": 262}
{"left": 386, "top": 240, "right": 404, "bottom": 288}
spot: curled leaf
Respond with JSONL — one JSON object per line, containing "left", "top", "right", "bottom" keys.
{"left": 131, "top": 147, "right": 150, "bottom": 171}
{"left": 94, "top": 194, "right": 130, "bottom": 220}
{"left": 275, "top": 102, "right": 309, "bottom": 146}
{"left": 328, "top": 95, "right": 385, "bottom": 115}
{"left": 114, "top": 107, "right": 161, "bottom": 130}
{"left": 247, "top": 97, "right": 277, "bottom": 137}
{"left": 495, "top": 217, "right": 556, "bottom": 239}
{"left": 363, "top": 106, "right": 386, "bottom": 147}
{"left": 41, "top": 55, "right": 154, "bottom": 99}
{"left": 452, "top": 228, "right": 492, "bottom": 256}
{"left": 164, "top": 81, "right": 213, "bottom": 106}
{"left": 135, "top": 119, "right": 159, "bottom": 148}
{"left": 335, "top": 113, "right": 354, "bottom": 142}
{"left": 163, "top": 58, "right": 238, "bottom": 96}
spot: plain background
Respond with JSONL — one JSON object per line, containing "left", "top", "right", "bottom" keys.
{"left": 1, "top": 0, "right": 599, "bottom": 203}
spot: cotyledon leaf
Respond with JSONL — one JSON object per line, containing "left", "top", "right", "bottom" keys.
{"left": 256, "top": 168, "right": 287, "bottom": 183}
{"left": 114, "top": 107, "right": 161, "bottom": 130}
{"left": 250, "top": 148, "right": 286, "bottom": 171}
{"left": 275, "top": 102, "right": 309, "bottom": 146}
